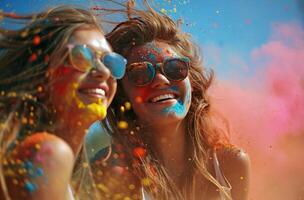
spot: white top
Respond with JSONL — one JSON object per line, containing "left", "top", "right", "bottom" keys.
{"left": 67, "top": 185, "right": 75, "bottom": 200}
{"left": 141, "top": 187, "right": 152, "bottom": 200}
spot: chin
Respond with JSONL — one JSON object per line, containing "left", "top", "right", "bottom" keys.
{"left": 142, "top": 114, "right": 184, "bottom": 127}
{"left": 87, "top": 102, "right": 107, "bottom": 120}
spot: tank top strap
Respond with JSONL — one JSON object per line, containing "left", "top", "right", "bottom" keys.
{"left": 212, "top": 149, "right": 232, "bottom": 199}
{"left": 141, "top": 187, "right": 153, "bottom": 200}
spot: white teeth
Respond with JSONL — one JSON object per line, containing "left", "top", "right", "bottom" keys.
{"left": 150, "top": 94, "right": 175, "bottom": 103}
{"left": 82, "top": 88, "right": 105, "bottom": 96}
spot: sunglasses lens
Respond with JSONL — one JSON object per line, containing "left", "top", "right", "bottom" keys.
{"left": 163, "top": 59, "right": 189, "bottom": 81}
{"left": 70, "top": 45, "right": 94, "bottom": 72}
{"left": 103, "top": 52, "right": 127, "bottom": 79}
{"left": 127, "top": 62, "right": 155, "bottom": 86}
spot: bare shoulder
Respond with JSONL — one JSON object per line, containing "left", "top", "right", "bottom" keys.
{"left": 217, "top": 145, "right": 251, "bottom": 200}
{"left": 18, "top": 132, "right": 74, "bottom": 156}
{"left": 216, "top": 145, "right": 250, "bottom": 170}
{"left": 3, "top": 132, "right": 74, "bottom": 200}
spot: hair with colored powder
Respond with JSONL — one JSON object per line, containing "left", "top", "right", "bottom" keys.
{"left": 101, "top": 1, "right": 232, "bottom": 199}
{"left": 0, "top": 6, "right": 105, "bottom": 199}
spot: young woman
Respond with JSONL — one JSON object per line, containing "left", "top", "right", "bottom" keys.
{"left": 90, "top": 3, "right": 250, "bottom": 200}
{"left": 0, "top": 6, "right": 126, "bottom": 200}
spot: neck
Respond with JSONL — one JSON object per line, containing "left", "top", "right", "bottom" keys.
{"left": 52, "top": 112, "right": 91, "bottom": 156}
{"left": 149, "top": 120, "right": 188, "bottom": 185}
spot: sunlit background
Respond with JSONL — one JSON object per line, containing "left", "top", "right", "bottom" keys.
{"left": 1, "top": 0, "right": 303, "bottom": 199}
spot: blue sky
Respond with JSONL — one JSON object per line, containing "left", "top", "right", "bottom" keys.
{"left": 160, "top": 0, "right": 303, "bottom": 79}
{"left": 1, "top": 0, "right": 303, "bottom": 79}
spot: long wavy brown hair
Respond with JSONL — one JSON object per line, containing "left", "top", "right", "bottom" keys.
{"left": 0, "top": 6, "right": 105, "bottom": 199}
{"left": 103, "top": 2, "right": 232, "bottom": 199}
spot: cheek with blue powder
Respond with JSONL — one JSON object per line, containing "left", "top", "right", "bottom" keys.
{"left": 161, "top": 81, "right": 192, "bottom": 117}
{"left": 162, "top": 99, "right": 186, "bottom": 117}
{"left": 146, "top": 52, "right": 157, "bottom": 62}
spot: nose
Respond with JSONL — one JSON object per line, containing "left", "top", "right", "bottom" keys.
{"left": 150, "top": 70, "right": 170, "bottom": 88}
{"left": 89, "top": 60, "right": 111, "bottom": 80}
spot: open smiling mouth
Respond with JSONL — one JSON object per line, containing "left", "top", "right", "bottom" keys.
{"left": 148, "top": 94, "right": 179, "bottom": 103}
{"left": 78, "top": 88, "right": 106, "bottom": 98}
{"left": 76, "top": 88, "right": 109, "bottom": 106}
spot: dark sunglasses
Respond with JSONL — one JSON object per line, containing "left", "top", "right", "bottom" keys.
{"left": 126, "top": 57, "right": 190, "bottom": 86}
{"left": 67, "top": 44, "right": 127, "bottom": 79}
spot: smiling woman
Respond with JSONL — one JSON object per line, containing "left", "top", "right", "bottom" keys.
{"left": 0, "top": 6, "right": 126, "bottom": 200}
{"left": 122, "top": 41, "right": 192, "bottom": 126}
{"left": 89, "top": 2, "right": 250, "bottom": 200}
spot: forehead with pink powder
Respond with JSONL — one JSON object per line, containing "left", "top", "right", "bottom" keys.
{"left": 126, "top": 41, "right": 180, "bottom": 64}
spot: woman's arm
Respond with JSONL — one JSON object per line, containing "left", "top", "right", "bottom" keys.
{"left": 3, "top": 132, "right": 74, "bottom": 200}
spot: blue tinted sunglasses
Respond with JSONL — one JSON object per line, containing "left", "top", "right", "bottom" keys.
{"left": 67, "top": 44, "right": 127, "bottom": 79}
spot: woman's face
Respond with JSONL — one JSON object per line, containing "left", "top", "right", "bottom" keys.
{"left": 122, "top": 41, "right": 192, "bottom": 126}
{"left": 48, "top": 28, "right": 117, "bottom": 123}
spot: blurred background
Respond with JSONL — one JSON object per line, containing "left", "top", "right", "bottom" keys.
{"left": 1, "top": 0, "right": 303, "bottom": 199}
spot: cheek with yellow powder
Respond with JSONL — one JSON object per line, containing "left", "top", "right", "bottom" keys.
{"left": 72, "top": 83, "right": 107, "bottom": 120}
{"left": 49, "top": 67, "right": 108, "bottom": 120}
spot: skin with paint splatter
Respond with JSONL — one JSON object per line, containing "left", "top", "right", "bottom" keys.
{"left": 122, "top": 41, "right": 192, "bottom": 126}
{"left": 2, "top": 29, "right": 117, "bottom": 199}
{"left": 72, "top": 83, "right": 107, "bottom": 119}
{"left": 3, "top": 133, "right": 59, "bottom": 196}
{"left": 162, "top": 83, "right": 191, "bottom": 117}
{"left": 48, "top": 28, "right": 116, "bottom": 123}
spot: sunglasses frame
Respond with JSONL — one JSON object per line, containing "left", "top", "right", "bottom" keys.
{"left": 126, "top": 57, "right": 190, "bottom": 86}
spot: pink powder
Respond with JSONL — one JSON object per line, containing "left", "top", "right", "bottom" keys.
{"left": 209, "top": 22, "right": 304, "bottom": 200}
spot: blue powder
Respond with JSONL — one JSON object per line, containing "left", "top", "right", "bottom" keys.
{"left": 23, "top": 161, "right": 34, "bottom": 170}
{"left": 162, "top": 99, "right": 185, "bottom": 116}
{"left": 24, "top": 181, "right": 37, "bottom": 193}
{"left": 161, "top": 82, "right": 191, "bottom": 117}
{"left": 36, "top": 168, "right": 44, "bottom": 177}
{"left": 147, "top": 53, "right": 157, "bottom": 62}
{"left": 170, "top": 86, "right": 179, "bottom": 93}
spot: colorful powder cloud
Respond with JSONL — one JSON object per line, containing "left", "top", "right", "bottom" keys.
{"left": 209, "top": 21, "right": 304, "bottom": 200}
